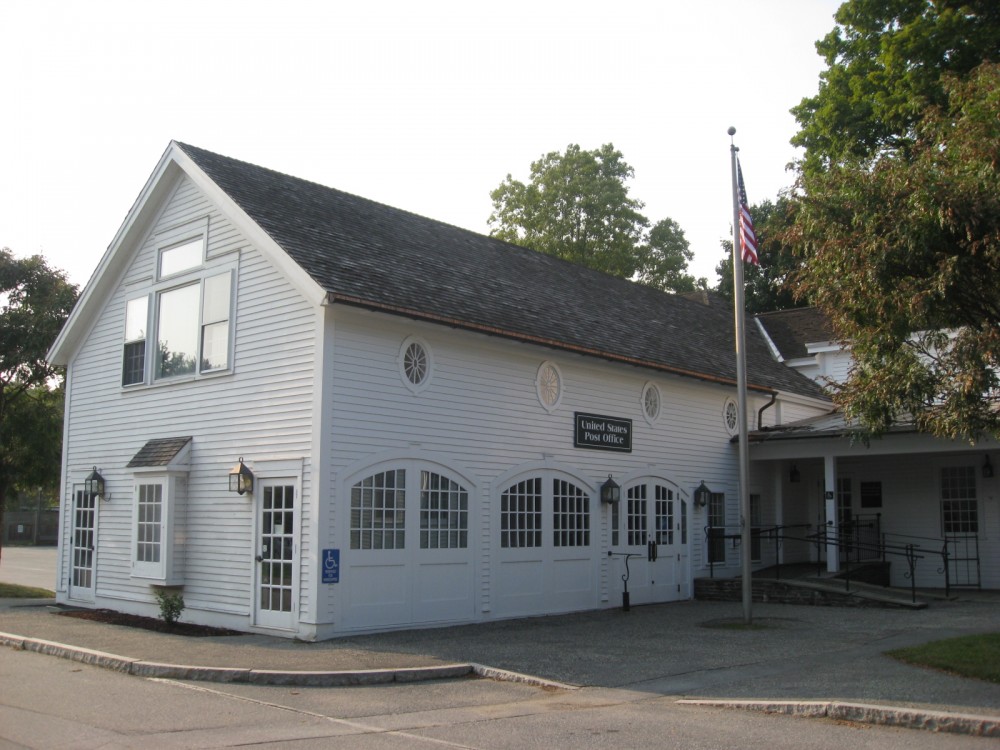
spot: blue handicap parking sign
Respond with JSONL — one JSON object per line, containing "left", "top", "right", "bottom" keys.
{"left": 321, "top": 548, "right": 340, "bottom": 584}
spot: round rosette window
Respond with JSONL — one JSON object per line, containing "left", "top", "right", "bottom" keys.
{"left": 723, "top": 397, "right": 739, "bottom": 436}
{"left": 535, "top": 361, "right": 563, "bottom": 412}
{"left": 400, "top": 336, "right": 433, "bottom": 392}
{"left": 641, "top": 382, "right": 661, "bottom": 425}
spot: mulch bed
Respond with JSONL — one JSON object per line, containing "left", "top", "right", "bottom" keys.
{"left": 58, "top": 608, "right": 245, "bottom": 637}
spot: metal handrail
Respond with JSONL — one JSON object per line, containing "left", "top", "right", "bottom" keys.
{"left": 879, "top": 531, "right": 981, "bottom": 595}
{"left": 804, "top": 529, "right": 925, "bottom": 603}
{"left": 703, "top": 524, "right": 926, "bottom": 603}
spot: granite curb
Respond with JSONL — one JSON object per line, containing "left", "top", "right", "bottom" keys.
{"left": 0, "top": 629, "right": 575, "bottom": 690}
{"left": 677, "top": 698, "right": 1000, "bottom": 738}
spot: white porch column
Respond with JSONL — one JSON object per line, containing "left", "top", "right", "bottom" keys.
{"left": 824, "top": 454, "right": 838, "bottom": 572}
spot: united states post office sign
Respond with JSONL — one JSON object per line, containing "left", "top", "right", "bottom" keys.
{"left": 574, "top": 412, "right": 633, "bottom": 453}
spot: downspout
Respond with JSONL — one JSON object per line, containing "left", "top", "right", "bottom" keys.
{"left": 756, "top": 391, "right": 777, "bottom": 431}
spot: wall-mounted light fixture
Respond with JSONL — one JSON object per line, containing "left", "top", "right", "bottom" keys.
{"left": 600, "top": 474, "right": 621, "bottom": 504}
{"left": 984, "top": 455, "right": 994, "bottom": 479}
{"left": 693, "top": 480, "right": 711, "bottom": 508}
{"left": 789, "top": 464, "right": 801, "bottom": 483}
{"left": 229, "top": 457, "right": 254, "bottom": 495}
{"left": 84, "top": 466, "right": 107, "bottom": 501}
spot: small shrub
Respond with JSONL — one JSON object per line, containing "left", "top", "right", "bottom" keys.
{"left": 154, "top": 589, "right": 185, "bottom": 627}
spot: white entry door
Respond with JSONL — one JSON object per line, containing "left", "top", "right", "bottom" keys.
{"left": 255, "top": 482, "right": 298, "bottom": 630}
{"left": 613, "top": 481, "right": 685, "bottom": 605}
{"left": 69, "top": 488, "right": 97, "bottom": 601}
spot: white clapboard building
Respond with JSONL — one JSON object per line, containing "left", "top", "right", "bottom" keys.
{"left": 48, "top": 142, "right": 834, "bottom": 639}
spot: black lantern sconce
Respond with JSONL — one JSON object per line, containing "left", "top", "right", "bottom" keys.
{"left": 600, "top": 474, "right": 621, "bottom": 504}
{"left": 84, "top": 466, "right": 107, "bottom": 501}
{"left": 693, "top": 480, "right": 711, "bottom": 508}
{"left": 984, "top": 455, "right": 994, "bottom": 479}
{"left": 789, "top": 464, "right": 801, "bottom": 483}
{"left": 229, "top": 457, "right": 254, "bottom": 495}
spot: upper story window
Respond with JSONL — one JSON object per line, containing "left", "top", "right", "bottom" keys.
{"left": 399, "top": 336, "right": 433, "bottom": 392}
{"left": 642, "top": 382, "right": 661, "bottom": 424}
{"left": 536, "top": 361, "right": 562, "bottom": 412}
{"left": 159, "top": 238, "right": 203, "bottom": 278}
{"left": 723, "top": 398, "right": 739, "bottom": 436}
{"left": 122, "top": 234, "right": 234, "bottom": 386}
{"left": 122, "top": 296, "right": 148, "bottom": 386}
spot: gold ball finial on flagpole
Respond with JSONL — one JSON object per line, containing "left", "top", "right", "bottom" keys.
{"left": 727, "top": 126, "right": 736, "bottom": 136}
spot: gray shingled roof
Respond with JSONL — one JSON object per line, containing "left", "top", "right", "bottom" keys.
{"left": 126, "top": 437, "right": 192, "bottom": 468}
{"left": 755, "top": 307, "right": 835, "bottom": 361}
{"left": 177, "top": 143, "right": 827, "bottom": 401}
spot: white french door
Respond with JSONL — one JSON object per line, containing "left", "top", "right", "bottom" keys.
{"left": 612, "top": 481, "right": 685, "bottom": 605}
{"left": 69, "top": 488, "right": 97, "bottom": 601}
{"left": 254, "top": 481, "right": 298, "bottom": 630}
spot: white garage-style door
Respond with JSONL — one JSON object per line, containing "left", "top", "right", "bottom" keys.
{"left": 339, "top": 461, "right": 476, "bottom": 631}
{"left": 493, "top": 470, "right": 600, "bottom": 618}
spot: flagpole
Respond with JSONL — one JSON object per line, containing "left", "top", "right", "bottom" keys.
{"left": 728, "top": 126, "right": 753, "bottom": 625}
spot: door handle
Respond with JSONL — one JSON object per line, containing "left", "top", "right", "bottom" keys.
{"left": 255, "top": 554, "right": 264, "bottom": 563}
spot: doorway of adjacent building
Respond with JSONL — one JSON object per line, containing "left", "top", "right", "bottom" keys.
{"left": 69, "top": 487, "right": 96, "bottom": 602}
{"left": 254, "top": 481, "right": 298, "bottom": 630}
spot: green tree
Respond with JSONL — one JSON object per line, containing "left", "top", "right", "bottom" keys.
{"left": 0, "top": 249, "right": 78, "bottom": 559}
{"left": 637, "top": 218, "right": 703, "bottom": 293}
{"left": 715, "top": 197, "right": 804, "bottom": 314}
{"left": 791, "top": 0, "right": 1000, "bottom": 177}
{"left": 488, "top": 144, "right": 700, "bottom": 291}
{"left": 791, "top": 64, "right": 1000, "bottom": 440}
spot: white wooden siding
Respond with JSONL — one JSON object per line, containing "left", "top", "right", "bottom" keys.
{"left": 321, "top": 309, "right": 758, "bottom": 629}
{"left": 57, "top": 175, "right": 317, "bottom": 629}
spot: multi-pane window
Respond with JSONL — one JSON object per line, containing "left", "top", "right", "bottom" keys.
{"left": 501, "top": 478, "right": 542, "bottom": 548}
{"left": 135, "top": 483, "right": 163, "bottom": 564}
{"left": 420, "top": 471, "right": 468, "bottom": 549}
{"left": 350, "top": 470, "right": 406, "bottom": 549}
{"left": 123, "top": 233, "right": 233, "bottom": 385}
{"left": 680, "top": 499, "right": 687, "bottom": 545}
{"left": 553, "top": 479, "right": 589, "bottom": 547}
{"left": 122, "top": 297, "right": 148, "bottom": 386}
{"left": 200, "top": 273, "right": 231, "bottom": 371}
{"left": 626, "top": 485, "right": 648, "bottom": 546}
{"left": 155, "top": 271, "right": 231, "bottom": 380}
{"left": 129, "top": 474, "right": 181, "bottom": 583}
{"left": 707, "top": 492, "right": 726, "bottom": 564}
{"left": 654, "top": 485, "right": 673, "bottom": 545}
{"left": 941, "top": 466, "right": 978, "bottom": 534}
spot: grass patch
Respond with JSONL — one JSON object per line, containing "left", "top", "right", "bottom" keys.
{"left": 888, "top": 632, "right": 1000, "bottom": 684}
{"left": 0, "top": 582, "right": 55, "bottom": 598}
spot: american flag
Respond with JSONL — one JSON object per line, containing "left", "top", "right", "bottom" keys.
{"left": 737, "top": 160, "right": 759, "bottom": 265}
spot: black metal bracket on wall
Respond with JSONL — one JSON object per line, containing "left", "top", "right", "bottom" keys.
{"left": 608, "top": 551, "right": 641, "bottom": 611}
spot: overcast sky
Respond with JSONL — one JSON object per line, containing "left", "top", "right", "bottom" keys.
{"left": 2, "top": 0, "right": 843, "bottom": 289}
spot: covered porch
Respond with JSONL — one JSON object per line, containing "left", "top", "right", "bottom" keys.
{"left": 707, "top": 413, "right": 998, "bottom": 594}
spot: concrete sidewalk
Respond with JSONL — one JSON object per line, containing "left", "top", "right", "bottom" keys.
{"left": 2, "top": 593, "right": 1000, "bottom": 737}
